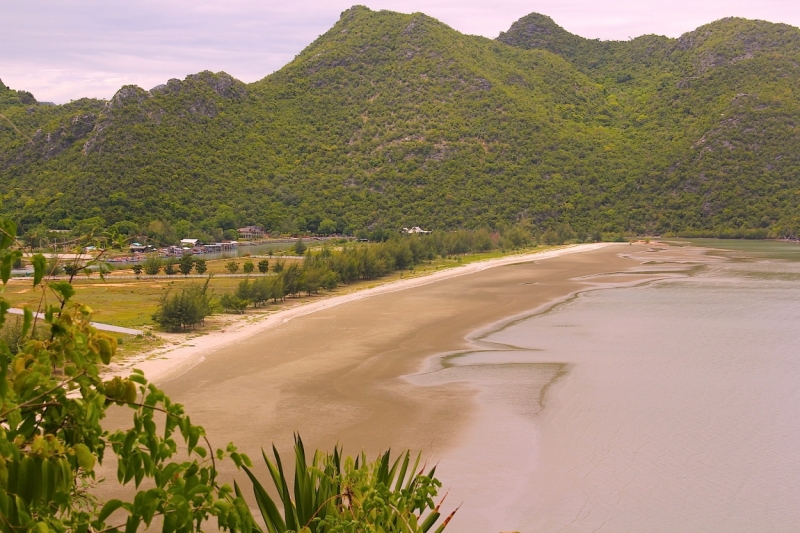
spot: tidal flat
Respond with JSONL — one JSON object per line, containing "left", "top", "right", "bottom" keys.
{"left": 413, "top": 241, "right": 800, "bottom": 532}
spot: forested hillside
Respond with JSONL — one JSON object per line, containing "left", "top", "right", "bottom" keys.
{"left": 1, "top": 6, "right": 799, "bottom": 242}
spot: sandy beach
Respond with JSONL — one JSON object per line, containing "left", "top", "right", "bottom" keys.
{"left": 111, "top": 244, "right": 679, "bottom": 454}
{"left": 111, "top": 243, "right": 612, "bottom": 383}
{"left": 98, "top": 241, "right": 717, "bottom": 524}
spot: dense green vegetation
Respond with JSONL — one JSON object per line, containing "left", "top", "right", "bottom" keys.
{"left": 213, "top": 228, "right": 534, "bottom": 315}
{"left": 1, "top": 7, "right": 799, "bottom": 239}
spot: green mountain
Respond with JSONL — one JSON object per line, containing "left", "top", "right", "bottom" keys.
{"left": 1, "top": 6, "right": 799, "bottom": 241}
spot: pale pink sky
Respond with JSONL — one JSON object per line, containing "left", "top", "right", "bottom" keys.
{"left": 2, "top": 0, "right": 798, "bottom": 103}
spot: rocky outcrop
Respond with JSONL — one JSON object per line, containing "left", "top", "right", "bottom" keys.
{"left": 109, "top": 85, "right": 150, "bottom": 109}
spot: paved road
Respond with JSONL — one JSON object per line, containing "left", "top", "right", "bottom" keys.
{"left": 6, "top": 308, "right": 143, "bottom": 336}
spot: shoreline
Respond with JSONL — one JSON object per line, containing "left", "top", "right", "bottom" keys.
{"left": 109, "top": 243, "right": 611, "bottom": 383}
{"left": 97, "top": 242, "right": 686, "bottom": 508}
{"left": 96, "top": 241, "right": 800, "bottom": 533}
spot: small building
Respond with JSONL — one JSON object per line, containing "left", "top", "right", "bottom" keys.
{"left": 237, "top": 225, "right": 265, "bottom": 240}
{"left": 130, "top": 243, "right": 148, "bottom": 253}
{"left": 180, "top": 238, "right": 200, "bottom": 247}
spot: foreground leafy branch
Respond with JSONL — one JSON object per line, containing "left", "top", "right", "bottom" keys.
{"left": 0, "top": 218, "right": 254, "bottom": 533}
{"left": 0, "top": 215, "right": 455, "bottom": 533}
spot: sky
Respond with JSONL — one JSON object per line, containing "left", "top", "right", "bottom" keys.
{"left": 2, "top": 0, "right": 799, "bottom": 104}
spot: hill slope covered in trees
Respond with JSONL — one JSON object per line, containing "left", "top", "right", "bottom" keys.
{"left": 1, "top": 6, "right": 799, "bottom": 241}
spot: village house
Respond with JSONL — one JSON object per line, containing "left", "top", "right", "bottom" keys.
{"left": 237, "top": 225, "right": 265, "bottom": 240}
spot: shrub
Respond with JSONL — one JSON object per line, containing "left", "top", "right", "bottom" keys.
{"left": 179, "top": 253, "right": 195, "bottom": 276}
{"left": 0, "top": 316, "right": 25, "bottom": 355}
{"left": 500, "top": 225, "right": 532, "bottom": 249}
{"left": 46, "top": 255, "right": 64, "bottom": 276}
{"left": 0, "top": 215, "right": 456, "bottom": 533}
{"left": 164, "top": 260, "right": 177, "bottom": 276}
{"left": 542, "top": 230, "right": 561, "bottom": 245}
{"left": 269, "top": 276, "right": 285, "bottom": 302}
{"left": 220, "top": 293, "right": 249, "bottom": 313}
{"left": 258, "top": 259, "right": 269, "bottom": 273}
{"left": 226, "top": 261, "right": 239, "bottom": 274}
{"left": 152, "top": 280, "right": 212, "bottom": 331}
{"left": 143, "top": 254, "right": 162, "bottom": 275}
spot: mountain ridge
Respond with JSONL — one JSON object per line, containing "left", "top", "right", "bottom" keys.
{"left": 1, "top": 7, "right": 799, "bottom": 241}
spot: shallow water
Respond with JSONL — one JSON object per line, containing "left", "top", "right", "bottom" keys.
{"left": 669, "top": 238, "right": 800, "bottom": 262}
{"left": 411, "top": 245, "right": 800, "bottom": 532}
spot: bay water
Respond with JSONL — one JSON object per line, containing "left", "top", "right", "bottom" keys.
{"left": 410, "top": 241, "right": 800, "bottom": 532}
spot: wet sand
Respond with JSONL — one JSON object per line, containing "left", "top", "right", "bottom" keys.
{"left": 146, "top": 244, "right": 673, "bottom": 479}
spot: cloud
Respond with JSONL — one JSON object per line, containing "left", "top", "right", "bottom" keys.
{"left": 2, "top": 0, "right": 798, "bottom": 103}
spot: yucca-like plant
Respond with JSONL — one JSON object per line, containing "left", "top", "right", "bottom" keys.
{"left": 238, "top": 435, "right": 456, "bottom": 533}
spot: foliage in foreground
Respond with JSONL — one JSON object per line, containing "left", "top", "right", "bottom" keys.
{"left": 0, "top": 219, "right": 254, "bottom": 533}
{"left": 0, "top": 215, "right": 455, "bottom": 533}
{"left": 241, "top": 436, "right": 455, "bottom": 533}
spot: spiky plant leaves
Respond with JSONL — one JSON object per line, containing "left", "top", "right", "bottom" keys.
{"left": 244, "top": 435, "right": 453, "bottom": 533}
{"left": 239, "top": 470, "right": 285, "bottom": 533}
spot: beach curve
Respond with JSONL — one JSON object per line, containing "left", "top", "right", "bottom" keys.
{"left": 111, "top": 243, "right": 611, "bottom": 383}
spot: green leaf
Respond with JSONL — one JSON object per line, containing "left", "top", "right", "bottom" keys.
{"left": 0, "top": 299, "right": 9, "bottom": 330}
{"left": 48, "top": 281, "right": 75, "bottom": 304}
{"left": 32, "top": 254, "right": 46, "bottom": 287}
{"left": 41, "top": 459, "right": 54, "bottom": 503}
{"left": 97, "top": 499, "right": 126, "bottom": 524}
{"left": 14, "top": 496, "right": 31, "bottom": 527}
{"left": 420, "top": 510, "right": 442, "bottom": 533}
{"left": 18, "top": 457, "right": 33, "bottom": 501}
{"left": 243, "top": 466, "right": 286, "bottom": 533}
{"left": 74, "top": 443, "right": 95, "bottom": 472}
{"left": 124, "top": 515, "right": 141, "bottom": 533}
{"left": 21, "top": 308, "right": 32, "bottom": 340}
{"left": 1, "top": 251, "right": 21, "bottom": 285}
{"left": 97, "top": 338, "right": 113, "bottom": 365}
